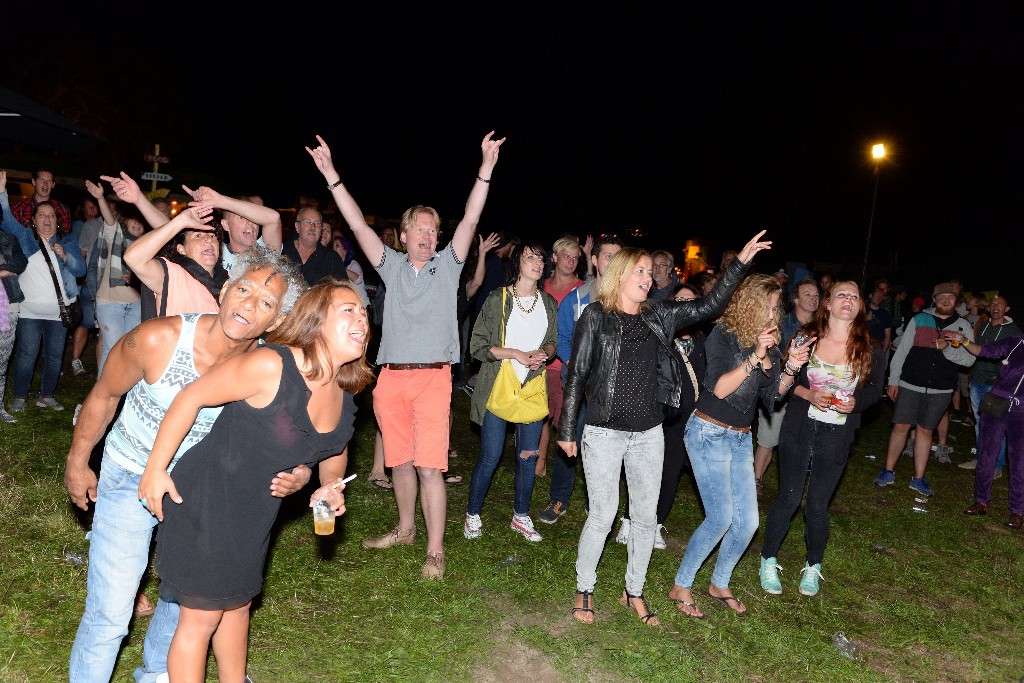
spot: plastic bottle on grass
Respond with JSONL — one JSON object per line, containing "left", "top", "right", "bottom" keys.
{"left": 832, "top": 632, "right": 860, "bottom": 661}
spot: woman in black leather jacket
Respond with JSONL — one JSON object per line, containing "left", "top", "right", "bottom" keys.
{"left": 0, "top": 230, "right": 28, "bottom": 422}
{"left": 557, "top": 232, "right": 771, "bottom": 627}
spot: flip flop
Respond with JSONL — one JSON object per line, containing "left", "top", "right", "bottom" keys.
{"left": 448, "top": 448, "right": 459, "bottom": 459}
{"left": 444, "top": 474, "right": 464, "bottom": 486}
{"left": 670, "top": 597, "right": 705, "bottom": 619}
{"left": 367, "top": 475, "right": 393, "bottom": 491}
{"left": 706, "top": 590, "right": 748, "bottom": 616}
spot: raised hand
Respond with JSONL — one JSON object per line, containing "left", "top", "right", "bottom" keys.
{"left": 180, "top": 203, "right": 215, "bottom": 228}
{"left": 480, "top": 131, "right": 506, "bottom": 170}
{"left": 478, "top": 232, "right": 501, "bottom": 255}
{"left": 786, "top": 336, "right": 816, "bottom": 368}
{"left": 181, "top": 185, "right": 224, "bottom": 207}
{"left": 305, "top": 134, "right": 338, "bottom": 181}
{"left": 581, "top": 234, "right": 594, "bottom": 258}
{"left": 84, "top": 179, "right": 105, "bottom": 199}
{"left": 737, "top": 230, "right": 772, "bottom": 265}
{"left": 100, "top": 172, "right": 142, "bottom": 204}
{"left": 755, "top": 324, "right": 778, "bottom": 358}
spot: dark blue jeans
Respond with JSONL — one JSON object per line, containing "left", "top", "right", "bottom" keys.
{"left": 12, "top": 316, "right": 67, "bottom": 399}
{"left": 468, "top": 410, "right": 544, "bottom": 516}
{"left": 549, "top": 400, "right": 588, "bottom": 507}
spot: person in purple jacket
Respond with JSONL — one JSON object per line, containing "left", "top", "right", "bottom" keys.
{"left": 944, "top": 330, "right": 1024, "bottom": 529}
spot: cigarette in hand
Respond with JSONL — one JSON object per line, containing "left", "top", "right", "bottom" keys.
{"left": 331, "top": 474, "right": 358, "bottom": 489}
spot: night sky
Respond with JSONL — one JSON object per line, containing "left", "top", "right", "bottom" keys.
{"left": 4, "top": 4, "right": 1021, "bottom": 299}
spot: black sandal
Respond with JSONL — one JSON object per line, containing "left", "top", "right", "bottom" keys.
{"left": 620, "top": 591, "right": 659, "bottom": 626}
{"left": 572, "top": 590, "right": 595, "bottom": 622}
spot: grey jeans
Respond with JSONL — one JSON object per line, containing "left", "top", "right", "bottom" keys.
{"left": 576, "top": 423, "right": 664, "bottom": 595}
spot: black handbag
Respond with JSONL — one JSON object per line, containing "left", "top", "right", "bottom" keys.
{"left": 36, "top": 236, "right": 81, "bottom": 328}
{"left": 979, "top": 392, "right": 1012, "bottom": 419}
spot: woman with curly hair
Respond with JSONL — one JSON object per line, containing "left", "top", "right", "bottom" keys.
{"left": 669, "top": 274, "right": 811, "bottom": 618}
{"left": 559, "top": 232, "right": 771, "bottom": 627}
{"left": 759, "top": 281, "right": 885, "bottom": 597}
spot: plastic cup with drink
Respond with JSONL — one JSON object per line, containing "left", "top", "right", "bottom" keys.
{"left": 312, "top": 473, "right": 357, "bottom": 535}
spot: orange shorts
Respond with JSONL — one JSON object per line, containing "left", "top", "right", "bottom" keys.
{"left": 373, "top": 366, "right": 451, "bottom": 470}
{"left": 546, "top": 367, "right": 564, "bottom": 429}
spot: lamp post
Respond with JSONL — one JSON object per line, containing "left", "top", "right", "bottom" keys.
{"left": 860, "top": 143, "right": 886, "bottom": 289}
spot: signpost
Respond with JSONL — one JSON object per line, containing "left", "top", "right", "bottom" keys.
{"left": 145, "top": 144, "right": 171, "bottom": 191}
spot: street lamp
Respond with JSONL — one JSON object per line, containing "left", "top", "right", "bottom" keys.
{"left": 860, "top": 143, "right": 886, "bottom": 288}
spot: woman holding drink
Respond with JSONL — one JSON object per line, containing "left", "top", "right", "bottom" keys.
{"left": 759, "top": 281, "right": 885, "bottom": 597}
{"left": 138, "top": 280, "right": 373, "bottom": 682}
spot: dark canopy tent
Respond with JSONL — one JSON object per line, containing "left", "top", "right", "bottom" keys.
{"left": 0, "top": 84, "right": 104, "bottom": 154}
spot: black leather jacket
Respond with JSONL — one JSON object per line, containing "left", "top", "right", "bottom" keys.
{"left": 0, "top": 231, "right": 27, "bottom": 304}
{"left": 557, "top": 257, "right": 749, "bottom": 441}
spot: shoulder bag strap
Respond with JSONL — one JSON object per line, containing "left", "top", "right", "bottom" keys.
{"left": 36, "top": 235, "right": 71, "bottom": 320}
{"left": 159, "top": 257, "right": 169, "bottom": 317}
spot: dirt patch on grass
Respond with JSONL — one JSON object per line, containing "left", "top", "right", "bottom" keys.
{"left": 471, "top": 633, "right": 562, "bottom": 683}
{"left": 858, "top": 638, "right": 981, "bottom": 682}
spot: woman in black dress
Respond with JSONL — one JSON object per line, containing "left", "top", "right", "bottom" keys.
{"left": 139, "top": 280, "right": 373, "bottom": 683}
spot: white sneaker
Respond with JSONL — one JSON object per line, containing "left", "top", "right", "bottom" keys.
{"left": 958, "top": 458, "right": 978, "bottom": 470}
{"left": 464, "top": 513, "right": 482, "bottom": 539}
{"left": 654, "top": 524, "right": 667, "bottom": 550}
{"left": 615, "top": 517, "right": 630, "bottom": 544}
{"left": 510, "top": 514, "right": 542, "bottom": 542}
{"left": 71, "top": 358, "right": 86, "bottom": 376}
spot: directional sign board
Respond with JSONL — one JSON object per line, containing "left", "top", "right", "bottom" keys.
{"left": 144, "top": 154, "right": 170, "bottom": 164}
{"left": 141, "top": 172, "right": 173, "bottom": 182}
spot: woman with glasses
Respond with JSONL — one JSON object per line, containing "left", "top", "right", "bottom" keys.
{"left": 669, "top": 274, "right": 811, "bottom": 618}
{"left": 759, "top": 281, "right": 884, "bottom": 597}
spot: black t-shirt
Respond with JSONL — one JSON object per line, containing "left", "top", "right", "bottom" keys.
{"left": 866, "top": 305, "right": 893, "bottom": 344}
{"left": 588, "top": 312, "right": 661, "bottom": 432}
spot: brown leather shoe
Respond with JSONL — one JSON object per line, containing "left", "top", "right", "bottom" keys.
{"left": 1007, "top": 513, "right": 1023, "bottom": 530}
{"left": 362, "top": 526, "right": 415, "bottom": 549}
{"left": 963, "top": 502, "right": 988, "bottom": 516}
{"left": 422, "top": 551, "right": 446, "bottom": 579}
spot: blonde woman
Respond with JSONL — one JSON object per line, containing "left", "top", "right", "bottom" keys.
{"left": 668, "top": 274, "right": 811, "bottom": 618}
{"left": 558, "top": 232, "right": 770, "bottom": 626}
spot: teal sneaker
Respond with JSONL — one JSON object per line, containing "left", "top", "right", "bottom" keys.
{"left": 799, "top": 563, "right": 824, "bottom": 596}
{"left": 760, "top": 556, "right": 783, "bottom": 595}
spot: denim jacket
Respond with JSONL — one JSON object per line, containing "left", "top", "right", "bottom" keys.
{"left": 703, "top": 324, "right": 784, "bottom": 416}
{"left": 1, "top": 191, "right": 84, "bottom": 298}
{"left": 558, "top": 257, "right": 749, "bottom": 442}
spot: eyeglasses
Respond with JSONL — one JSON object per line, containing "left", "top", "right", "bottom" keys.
{"left": 299, "top": 219, "right": 323, "bottom": 229}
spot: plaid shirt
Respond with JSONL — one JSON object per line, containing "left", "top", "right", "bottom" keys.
{"left": 12, "top": 197, "right": 72, "bottom": 235}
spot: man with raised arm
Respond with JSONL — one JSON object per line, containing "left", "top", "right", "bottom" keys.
{"left": 65, "top": 205, "right": 312, "bottom": 683}
{"left": 306, "top": 131, "right": 504, "bottom": 579}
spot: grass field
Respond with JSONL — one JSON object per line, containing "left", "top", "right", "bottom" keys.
{"left": 0, "top": 353, "right": 1021, "bottom": 682}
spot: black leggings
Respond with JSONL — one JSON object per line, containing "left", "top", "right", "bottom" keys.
{"left": 761, "top": 417, "right": 850, "bottom": 565}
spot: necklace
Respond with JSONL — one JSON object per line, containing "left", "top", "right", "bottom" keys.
{"left": 511, "top": 284, "right": 539, "bottom": 314}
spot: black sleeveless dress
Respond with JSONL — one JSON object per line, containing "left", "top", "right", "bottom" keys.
{"left": 156, "top": 344, "right": 356, "bottom": 610}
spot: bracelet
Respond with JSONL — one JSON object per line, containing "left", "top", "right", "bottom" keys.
{"left": 753, "top": 350, "right": 766, "bottom": 361}
{"left": 780, "top": 377, "right": 794, "bottom": 389}
{"left": 743, "top": 358, "right": 755, "bottom": 374}
{"left": 782, "top": 367, "right": 797, "bottom": 377}
{"left": 327, "top": 178, "right": 343, "bottom": 190}
{"left": 476, "top": 175, "right": 491, "bottom": 184}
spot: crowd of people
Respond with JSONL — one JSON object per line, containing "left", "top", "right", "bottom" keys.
{"left": 0, "top": 138, "right": 1019, "bottom": 681}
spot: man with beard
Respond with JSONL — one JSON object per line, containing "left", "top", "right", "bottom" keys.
{"left": 874, "top": 282, "right": 976, "bottom": 496}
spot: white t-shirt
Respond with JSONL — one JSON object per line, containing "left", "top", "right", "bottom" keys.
{"left": 504, "top": 294, "right": 548, "bottom": 384}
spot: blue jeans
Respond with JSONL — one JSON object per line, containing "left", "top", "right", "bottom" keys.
{"left": 576, "top": 424, "right": 664, "bottom": 595}
{"left": 971, "top": 381, "right": 1006, "bottom": 471}
{"left": 549, "top": 401, "right": 588, "bottom": 506}
{"left": 11, "top": 316, "right": 66, "bottom": 398}
{"left": 96, "top": 301, "right": 141, "bottom": 375}
{"left": 674, "top": 414, "right": 759, "bottom": 590}
{"left": 468, "top": 410, "right": 544, "bottom": 516}
{"left": 69, "top": 458, "right": 177, "bottom": 683}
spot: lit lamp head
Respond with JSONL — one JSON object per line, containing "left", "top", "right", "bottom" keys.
{"left": 872, "top": 143, "right": 885, "bottom": 160}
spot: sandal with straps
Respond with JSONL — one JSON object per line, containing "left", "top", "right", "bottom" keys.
{"left": 619, "top": 590, "right": 659, "bottom": 626}
{"left": 571, "top": 590, "right": 595, "bottom": 624}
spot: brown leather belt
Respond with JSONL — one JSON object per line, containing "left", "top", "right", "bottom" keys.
{"left": 383, "top": 362, "right": 448, "bottom": 370}
{"left": 693, "top": 410, "right": 752, "bottom": 433}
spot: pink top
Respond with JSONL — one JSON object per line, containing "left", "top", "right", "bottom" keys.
{"left": 157, "top": 258, "right": 219, "bottom": 316}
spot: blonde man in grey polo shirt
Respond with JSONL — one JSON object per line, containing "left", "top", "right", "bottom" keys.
{"left": 306, "top": 131, "right": 504, "bottom": 579}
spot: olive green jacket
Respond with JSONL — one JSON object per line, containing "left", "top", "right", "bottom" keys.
{"left": 469, "top": 285, "right": 559, "bottom": 426}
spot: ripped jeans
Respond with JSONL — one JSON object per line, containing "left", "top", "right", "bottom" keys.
{"left": 467, "top": 410, "right": 544, "bottom": 516}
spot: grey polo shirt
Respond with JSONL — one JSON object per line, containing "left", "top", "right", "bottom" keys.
{"left": 375, "top": 243, "right": 464, "bottom": 365}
